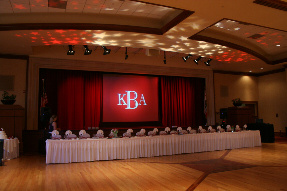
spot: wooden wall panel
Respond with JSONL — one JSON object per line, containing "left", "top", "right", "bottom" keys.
{"left": 227, "top": 107, "right": 252, "bottom": 126}
{"left": 0, "top": 105, "right": 25, "bottom": 152}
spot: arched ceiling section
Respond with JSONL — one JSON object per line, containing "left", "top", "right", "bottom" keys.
{"left": 189, "top": 19, "right": 287, "bottom": 65}
{"left": 0, "top": 0, "right": 193, "bottom": 34}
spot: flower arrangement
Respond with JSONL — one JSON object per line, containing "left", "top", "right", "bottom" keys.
{"left": 136, "top": 129, "right": 146, "bottom": 136}
{"left": 232, "top": 98, "right": 242, "bottom": 106}
{"left": 208, "top": 126, "right": 213, "bottom": 131}
{"left": 2, "top": 91, "right": 16, "bottom": 100}
{"left": 1, "top": 91, "right": 16, "bottom": 105}
{"left": 111, "top": 129, "right": 118, "bottom": 137}
{"left": 97, "top": 130, "right": 104, "bottom": 135}
{"left": 51, "top": 130, "right": 59, "bottom": 136}
{"left": 243, "top": 124, "right": 247, "bottom": 130}
{"left": 79, "top": 130, "right": 86, "bottom": 136}
{"left": 127, "top": 129, "right": 133, "bottom": 134}
{"left": 123, "top": 129, "right": 133, "bottom": 138}
{"left": 95, "top": 130, "right": 104, "bottom": 138}
{"left": 65, "top": 130, "right": 72, "bottom": 136}
{"left": 165, "top": 127, "right": 170, "bottom": 132}
{"left": 111, "top": 129, "right": 118, "bottom": 133}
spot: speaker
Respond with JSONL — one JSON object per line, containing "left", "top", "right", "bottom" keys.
{"left": 0, "top": 139, "right": 3, "bottom": 166}
{"left": 220, "top": 108, "right": 228, "bottom": 119}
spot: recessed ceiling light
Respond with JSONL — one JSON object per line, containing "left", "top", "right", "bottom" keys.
{"left": 276, "top": 44, "right": 280, "bottom": 47}
{"left": 260, "top": 68, "right": 263, "bottom": 70}
{"left": 249, "top": 71, "right": 252, "bottom": 72}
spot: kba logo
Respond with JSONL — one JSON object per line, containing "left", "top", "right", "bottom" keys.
{"left": 117, "top": 91, "right": 147, "bottom": 109}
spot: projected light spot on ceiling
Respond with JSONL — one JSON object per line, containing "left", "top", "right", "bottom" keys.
{"left": 12, "top": 17, "right": 262, "bottom": 64}
{"left": 48, "top": 0, "right": 67, "bottom": 9}
{"left": 13, "top": 4, "right": 28, "bottom": 10}
{"left": 209, "top": 19, "right": 287, "bottom": 55}
{"left": 189, "top": 18, "right": 286, "bottom": 64}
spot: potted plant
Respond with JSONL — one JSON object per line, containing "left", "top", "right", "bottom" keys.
{"left": 232, "top": 98, "right": 242, "bottom": 107}
{"left": 1, "top": 91, "right": 16, "bottom": 105}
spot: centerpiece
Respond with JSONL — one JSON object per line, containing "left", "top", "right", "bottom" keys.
{"left": 111, "top": 129, "right": 118, "bottom": 138}
{"left": 1, "top": 91, "right": 16, "bottom": 105}
{"left": 232, "top": 98, "right": 242, "bottom": 107}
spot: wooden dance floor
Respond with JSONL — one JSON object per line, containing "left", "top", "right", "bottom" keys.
{"left": 1, "top": 139, "right": 287, "bottom": 191}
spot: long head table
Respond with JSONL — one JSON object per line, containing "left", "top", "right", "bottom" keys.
{"left": 46, "top": 130, "right": 261, "bottom": 164}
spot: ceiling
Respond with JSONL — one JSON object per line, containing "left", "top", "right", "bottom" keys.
{"left": 0, "top": 0, "right": 286, "bottom": 74}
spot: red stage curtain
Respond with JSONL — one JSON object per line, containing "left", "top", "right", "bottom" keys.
{"left": 57, "top": 70, "right": 85, "bottom": 130}
{"left": 161, "top": 76, "right": 205, "bottom": 127}
{"left": 41, "top": 69, "right": 102, "bottom": 130}
{"left": 84, "top": 72, "right": 103, "bottom": 129}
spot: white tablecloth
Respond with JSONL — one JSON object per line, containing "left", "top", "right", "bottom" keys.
{"left": 3, "top": 138, "right": 19, "bottom": 160}
{"left": 46, "top": 130, "right": 261, "bottom": 164}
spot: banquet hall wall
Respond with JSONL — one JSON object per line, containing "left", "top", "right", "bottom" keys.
{"left": 214, "top": 73, "right": 259, "bottom": 124}
{"left": 258, "top": 71, "right": 287, "bottom": 133}
{"left": 0, "top": 58, "right": 27, "bottom": 108}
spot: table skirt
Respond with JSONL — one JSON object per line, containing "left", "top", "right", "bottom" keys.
{"left": 3, "top": 138, "right": 19, "bottom": 160}
{"left": 46, "top": 130, "right": 261, "bottom": 164}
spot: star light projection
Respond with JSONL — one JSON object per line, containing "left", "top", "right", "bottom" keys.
{"left": 14, "top": 30, "right": 89, "bottom": 45}
{"left": 213, "top": 19, "right": 287, "bottom": 55}
{"left": 2, "top": 0, "right": 285, "bottom": 65}
{"left": 6, "top": 0, "right": 177, "bottom": 18}
{"left": 13, "top": 28, "right": 258, "bottom": 63}
{"left": 48, "top": 0, "right": 67, "bottom": 9}
{"left": 3, "top": 0, "right": 272, "bottom": 64}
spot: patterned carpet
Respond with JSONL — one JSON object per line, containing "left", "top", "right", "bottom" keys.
{"left": 180, "top": 150, "right": 257, "bottom": 190}
{"left": 181, "top": 157, "right": 256, "bottom": 173}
